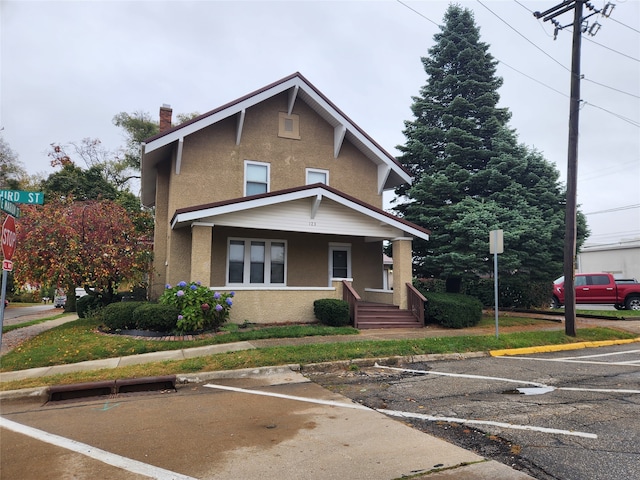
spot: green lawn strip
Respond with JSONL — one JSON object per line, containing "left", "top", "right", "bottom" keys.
{"left": 0, "top": 327, "right": 634, "bottom": 392}
{"left": 477, "top": 315, "right": 556, "bottom": 327}
{"left": 0, "top": 318, "right": 358, "bottom": 371}
{"left": 542, "top": 309, "right": 640, "bottom": 319}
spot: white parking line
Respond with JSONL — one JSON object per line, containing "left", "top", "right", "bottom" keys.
{"left": 204, "top": 382, "right": 598, "bottom": 440}
{"left": 378, "top": 409, "right": 598, "bottom": 439}
{"left": 373, "top": 363, "right": 548, "bottom": 387}
{"left": 0, "top": 417, "right": 197, "bottom": 480}
{"left": 498, "top": 356, "right": 640, "bottom": 367}
{"left": 374, "top": 364, "right": 640, "bottom": 395}
{"left": 557, "top": 349, "right": 640, "bottom": 360}
{"left": 204, "top": 383, "right": 370, "bottom": 410}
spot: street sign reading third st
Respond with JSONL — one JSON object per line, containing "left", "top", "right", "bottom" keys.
{"left": 0, "top": 190, "right": 44, "bottom": 205}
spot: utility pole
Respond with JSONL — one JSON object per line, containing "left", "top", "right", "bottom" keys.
{"left": 534, "top": 1, "right": 612, "bottom": 337}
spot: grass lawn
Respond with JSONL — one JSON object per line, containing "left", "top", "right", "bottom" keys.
{"left": 1, "top": 310, "right": 638, "bottom": 392}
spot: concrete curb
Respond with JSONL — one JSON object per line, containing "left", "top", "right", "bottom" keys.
{"left": 490, "top": 337, "right": 640, "bottom": 356}
{"left": 0, "top": 353, "right": 492, "bottom": 400}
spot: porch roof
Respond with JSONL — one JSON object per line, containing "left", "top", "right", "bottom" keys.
{"left": 171, "top": 183, "right": 430, "bottom": 241}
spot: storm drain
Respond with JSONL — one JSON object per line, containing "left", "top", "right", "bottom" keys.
{"left": 47, "top": 375, "right": 176, "bottom": 402}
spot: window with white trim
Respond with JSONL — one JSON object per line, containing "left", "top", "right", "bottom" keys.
{"left": 306, "top": 168, "right": 329, "bottom": 185}
{"left": 228, "top": 238, "right": 287, "bottom": 285}
{"left": 329, "top": 244, "right": 351, "bottom": 283}
{"left": 244, "top": 161, "right": 270, "bottom": 196}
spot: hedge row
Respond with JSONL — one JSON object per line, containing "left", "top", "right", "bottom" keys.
{"left": 99, "top": 302, "right": 181, "bottom": 333}
{"left": 416, "top": 277, "right": 551, "bottom": 309}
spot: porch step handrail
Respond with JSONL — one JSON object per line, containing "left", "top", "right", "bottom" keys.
{"left": 342, "top": 280, "right": 361, "bottom": 328}
{"left": 406, "top": 283, "right": 426, "bottom": 327}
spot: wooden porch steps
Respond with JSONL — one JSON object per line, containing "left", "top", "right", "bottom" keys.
{"left": 356, "top": 302, "right": 422, "bottom": 329}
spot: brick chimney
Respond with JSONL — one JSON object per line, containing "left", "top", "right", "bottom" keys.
{"left": 159, "top": 104, "right": 172, "bottom": 132}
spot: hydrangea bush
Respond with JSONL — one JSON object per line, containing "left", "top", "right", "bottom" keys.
{"left": 159, "top": 281, "right": 234, "bottom": 333}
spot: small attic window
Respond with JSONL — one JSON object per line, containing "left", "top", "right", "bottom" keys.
{"left": 278, "top": 112, "right": 300, "bottom": 139}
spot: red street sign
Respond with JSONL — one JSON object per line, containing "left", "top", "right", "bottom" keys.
{"left": 2, "top": 214, "right": 16, "bottom": 261}
{"left": 2, "top": 260, "right": 12, "bottom": 271}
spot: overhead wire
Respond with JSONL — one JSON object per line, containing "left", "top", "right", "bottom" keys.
{"left": 584, "top": 204, "right": 640, "bottom": 215}
{"left": 396, "top": 0, "right": 639, "bottom": 123}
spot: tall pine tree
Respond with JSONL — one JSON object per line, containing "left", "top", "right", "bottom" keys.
{"left": 395, "top": 5, "right": 587, "bottom": 283}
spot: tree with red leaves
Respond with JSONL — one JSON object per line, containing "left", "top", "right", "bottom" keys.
{"left": 13, "top": 198, "right": 152, "bottom": 311}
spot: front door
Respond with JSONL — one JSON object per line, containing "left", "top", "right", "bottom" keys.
{"left": 329, "top": 244, "right": 351, "bottom": 286}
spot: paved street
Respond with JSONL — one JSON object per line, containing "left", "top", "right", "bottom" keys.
{"left": 0, "top": 368, "right": 532, "bottom": 480}
{"left": 307, "top": 343, "right": 640, "bottom": 480}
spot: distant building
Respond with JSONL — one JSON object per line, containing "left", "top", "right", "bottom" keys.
{"left": 577, "top": 238, "right": 640, "bottom": 280}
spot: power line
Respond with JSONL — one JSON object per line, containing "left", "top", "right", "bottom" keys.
{"left": 608, "top": 13, "right": 640, "bottom": 34}
{"left": 584, "top": 204, "right": 640, "bottom": 215}
{"left": 583, "top": 77, "right": 640, "bottom": 99}
{"left": 396, "top": 1, "right": 639, "bottom": 128}
{"left": 478, "top": 0, "right": 569, "bottom": 71}
{"left": 582, "top": 101, "right": 640, "bottom": 127}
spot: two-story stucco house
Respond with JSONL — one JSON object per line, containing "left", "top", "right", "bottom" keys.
{"left": 141, "top": 72, "right": 430, "bottom": 328}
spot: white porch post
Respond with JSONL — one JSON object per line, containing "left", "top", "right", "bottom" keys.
{"left": 391, "top": 237, "right": 413, "bottom": 309}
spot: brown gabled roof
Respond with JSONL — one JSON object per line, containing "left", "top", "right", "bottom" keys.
{"left": 141, "top": 72, "right": 412, "bottom": 206}
{"left": 145, "top": 72, "right": 408, "bottom": 176}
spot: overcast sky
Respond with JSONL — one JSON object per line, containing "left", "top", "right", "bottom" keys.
{"left": 2, "top": 0, "right": 639, "bottom": 246}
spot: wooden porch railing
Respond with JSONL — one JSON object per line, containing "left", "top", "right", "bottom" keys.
{"left": 406, "top": 282, "right": 426, "bottom": 327}
{"left": 342, "top": 280, "right": 361, "bottom": 328}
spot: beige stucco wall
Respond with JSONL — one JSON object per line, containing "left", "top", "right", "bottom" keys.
{"left": 161, "top": 93, "right": 382, "bottom": 219}
{"left": 150, "top": 161, "right": 171, "bottom": 298}
{"left": 227, "top": 284, "right": 342, "bottom": 324}
{"left": 362, "top": 289, "right": 394, "bottom": 304}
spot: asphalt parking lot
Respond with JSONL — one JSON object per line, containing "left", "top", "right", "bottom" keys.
{"left": 0, "top": 367, "right": 534, "bottom": 480}
{"left": 307, "top": 344, "right": 640, "bottom": 480}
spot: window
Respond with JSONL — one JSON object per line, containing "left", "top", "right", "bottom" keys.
{"left": 306, "top": 168, "right": 329, "bottom": 185}
{"left": 228, "top": 238, "right": 286, "bottom": 285}
{"left": 329, "top": 244, "right": 351, "bottom": 283}
{"left": 589, "top": 275, "right": 610, "bottom": 286}
{"left": 278, "top": 112, "right": 300, "bottom": 139}
{"left": 245, "top": 161, "right": 269, "bottom": 196}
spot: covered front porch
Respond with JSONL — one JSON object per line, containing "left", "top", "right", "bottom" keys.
{"left": 163, "top": 184, "right": 430, "bottom": 326}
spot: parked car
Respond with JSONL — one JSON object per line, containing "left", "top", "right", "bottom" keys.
{"left": 54, "top": 295, "right": 66, "bottom": 308}
{"left": 553, "top": 273, "right": 640, "bottom": 310}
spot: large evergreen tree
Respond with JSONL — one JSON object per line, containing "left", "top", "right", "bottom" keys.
{"left": 395, "top": 5, "right": 587, "bottom": 282}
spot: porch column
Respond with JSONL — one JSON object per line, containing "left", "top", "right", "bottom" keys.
{"left": 391, "top": 237, "right": 413, "bottom": 309}
{"left": 190, "top": 223, "right": 213, "bottom": 284}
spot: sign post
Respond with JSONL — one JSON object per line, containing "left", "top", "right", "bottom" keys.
{"left": 489, "top": 230, "right": 504, "bottom": 338}
{"left": 0, "top": 214, "right": 17, "bottom": 349}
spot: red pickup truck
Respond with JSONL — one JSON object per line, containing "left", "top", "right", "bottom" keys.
{"left": 552, "top": 273, "right": 640, "bottom": 310}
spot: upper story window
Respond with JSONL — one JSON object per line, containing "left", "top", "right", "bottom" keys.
{"left": 245, "top": 160, "right": 270, "bottom": 196}
{"left": 278, "top": 112, "right": 300, "bottom": 140}
{"left": 306, "top": 168, "right": 329, "bottom": 185}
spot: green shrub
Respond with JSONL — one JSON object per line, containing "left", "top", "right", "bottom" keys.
{"left": 423, "top": 292, "right": 482, "bottom": 329}
{"left": 133, "top": 303, "right": 180, "bottom": 332}
{"left": 101, "top": 301, "right": 146, "bottom": 331}
{"left": 159, "top": 281, "right": 234, "bottom": 333}
{"left": 462, "top": 277, "right": 552, "bottom": 309}
{"left": 76, "top": 295, "right": 103, "bottom": 319}
{"left": 415, "top": 278, "right": 446, "bottom": 293}
{"left": 313, "top": 299, "right": 350, "bottom": 327}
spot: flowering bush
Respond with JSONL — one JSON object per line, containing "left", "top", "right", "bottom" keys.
{"left": 159, "top": 281, "right": 235, "bottom": 333}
